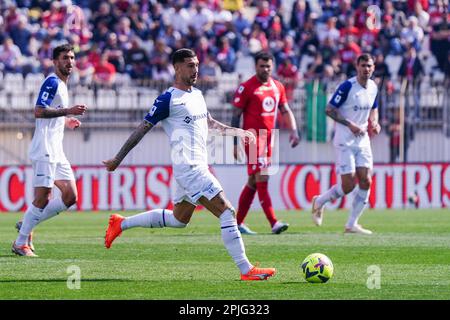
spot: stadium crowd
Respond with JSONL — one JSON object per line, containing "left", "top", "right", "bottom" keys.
{"left": 0, "top": 0, "right": 448, "bottom": 90}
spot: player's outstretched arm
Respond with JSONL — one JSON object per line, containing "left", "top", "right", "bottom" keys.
{"left": 325, "top": 104, "right": 365, "bottom": 137}
{"left": 279, "top": 103, "right": 300, "bottom": 147}
{"left": 207, "top": 113, "right": 255, "bottom": 144}
{"left": 35, "top": 104, "right": 87, "bottom": 118}
{"left": 103, "top": 120, "right": 154, "bottom": 172}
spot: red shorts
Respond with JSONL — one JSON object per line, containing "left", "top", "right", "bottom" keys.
{"left": 246, "top": 155, "right": 272, "bottom": 175}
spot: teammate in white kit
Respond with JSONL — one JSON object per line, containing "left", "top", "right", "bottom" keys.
{"left": 13, "top": 44, "right": 87, "bottom": 256}
{"left": 103, "top": 48, "right": 276, "bottom": 281}
{"left": 311, "top": 53, "right": 381, "bottom": 234}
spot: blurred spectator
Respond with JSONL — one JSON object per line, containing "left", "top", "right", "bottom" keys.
{"left": 379, "top": 15, "right": 402, "bottom": 55}
{"left": 37, "top": 37, "right": 53, "bottom": 75}
{"left": 40, "top": 1, "right": 65, "bottom": 40}
{"left": 115, "top": 17, "right": 135, "bottom": 51}
{"left": 429, "top": 8, "right": 450, "bottom": 73}
{"left": 164, "top": 2, "right": 190, "bottom": 34}
{"left": 149, "top": 38, "right": 172, "bottom": 69}
{"left": 290, "top": 0, "right": 311, "bottom": 31}
{"left": 233, "top": 9, "right": 251, "bottom": 37}
{"left": 198, "top": 53, "right": 221, "bottom": 91}
{"left": 216, "top": 36, "right": 237, "bottom": 73}
{"left": 274, "top": 35, "right": 298, "bottom": 67}
{"left": 125, "top": 37, "right": 150, "bottom": 79}
{"left": 195, "top": 36, "right": 215, "bottom": 64}
{"left": 151, "top": 57, "right": 174, "bottom": 83}
{"left": 254, "top": 1, "right": 275, "bottom": 31}
{"left": 93, "top": 53, "right": 116, "bottom": 88}
{"left": 400, "top": 16, "right": 424, "bottom": 51}
{"left": 4, "top": 3, "right": 21, "bottom": 33}
{"left": 0, "top": 37, "right": 24, "bottom": 74}
{"left": 339, "top": 35, "right": 362, "bottom": 76}
{"left": 398, "top": 45, "right": 424, "bottom": 120}
{"left": 10, "top": 15, "right": 31, "bottom": 56}
{"left": 317, "top": 16, "right": 340, "bottom": 44}
{"left": 276, "top": 57, "right": 299, "bottom": 103}
{"left": 190, "top": 1, "right": 214, "bottom": 34}
{"left": 248, "top": 23, "right": 269, "bottom": 55}
{"left": 306, "top": 52, "right": 325, "bottom": 80}
{"left": 62, "top": 0, "right": 92, "bottom": 47}
{"left": 104, "top": 32, "right": 125, "bottom": 73}
{"left": 75, "top": 51, "right": 95, "bottom": 87}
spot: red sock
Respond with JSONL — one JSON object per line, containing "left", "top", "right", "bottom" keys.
{"left": 236, "top": 185, "right": 257, "bottom": 225}
{"left": 256, "top": 181, "right": 277, "bottom": 227}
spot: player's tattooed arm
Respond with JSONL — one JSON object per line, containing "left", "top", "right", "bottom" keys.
{"left": 35, "top": 105, "right": 87, "bottom": 118}
{"left": 325, "top": 105, "right": 365, "bottom": 136}
{"left": 103, "top": 121, "right": 153, "bottom": 171}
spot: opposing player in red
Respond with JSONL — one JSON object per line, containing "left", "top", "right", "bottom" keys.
{"left": 232, "top": 51, "right": 300, "bottom": 234}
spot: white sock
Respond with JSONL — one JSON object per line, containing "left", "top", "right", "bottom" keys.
{"left": 39, "top": 197, "right": 68, "bottom": 223}
{"left": 16, "top": 205, "right": 43, "bottom": 246}
{"left": 316, "top": 184, "right": 345, "bottom": 208}
{"left": 220, "top": 208, "right": 253, "bottom": 274}
{"left": 346, "top": 188, "right": 370, "bottom": 228}
{"left": 121, "top": 209, "right": 186, "bottom": 230}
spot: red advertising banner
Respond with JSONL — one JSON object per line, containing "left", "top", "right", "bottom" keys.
{"left": 1, "top": 164, "right": 449, "bottom": 212}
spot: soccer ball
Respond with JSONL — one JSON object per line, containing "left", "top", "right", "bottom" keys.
{"left": 301, "top": 253, "right": 334, "bottom": 283}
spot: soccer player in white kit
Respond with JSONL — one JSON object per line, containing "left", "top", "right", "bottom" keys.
{"left": 12, "top": 44, "right": 87, "bottom": 257}
{"left": 103, "top": 48, "right": 276, "bottom": 281}
{"left": 311, "top": 53, "right": 381, "bottom": 234}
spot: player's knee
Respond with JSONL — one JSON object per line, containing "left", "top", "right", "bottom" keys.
{"left": 63, "top": 193, "right": 78, "bottom": 207}
{"left": 342, "top": 183, "right": 356, "bottom": 194}
{"left": 359, "top": 178, "right": 371, "bottom": 190}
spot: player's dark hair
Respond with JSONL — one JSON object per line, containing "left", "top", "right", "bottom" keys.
{"left": 357, "top": 53, "right": 374, "bottom": 64}
{"left": 254, "top": 51, "right": 274, "bottom": 64}
{"left": 172, "top": 48, "right": 197, "bottom": 65}
{"left": 53, "top": 44, "right": 74, "bottom": 60}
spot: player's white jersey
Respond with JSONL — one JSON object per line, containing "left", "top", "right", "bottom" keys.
{"left": 29, "top": 73, "right": 69, "bottom": 163}
{"left": 329, "top": 77, "right": 378, "bottom": 147}
{"left": 144, "top": 87, "right": 209, "bottom": 176}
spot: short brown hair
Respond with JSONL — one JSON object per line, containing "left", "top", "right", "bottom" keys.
{"left": 171, "top": 48, "right": 196, "bottom": 65}
{"left": 356, "top": 53, "right": 374, "bottom": 64}
{"left": 53, "top": 44, "right": 74, "bottom": 60}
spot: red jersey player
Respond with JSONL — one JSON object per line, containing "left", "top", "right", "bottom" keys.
{"left": 231, "top": 51, "right": 300, "bottom": 234}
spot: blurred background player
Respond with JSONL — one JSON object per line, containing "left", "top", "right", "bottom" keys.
{"left": 232, "top": 51, "right": 300, "bottom": 235}
{"left": 13, "top": 44, "right": 87, "bottom": 257}
{"left": 311, "top": 53, "right": 381, "bottom": 235}
{"left": 102, "top": 48, "right": 276, "bottom": 281}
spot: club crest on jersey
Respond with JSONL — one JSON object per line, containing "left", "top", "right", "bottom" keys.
{"left": 262, "top": 96, "right": 275, "bottom": 112}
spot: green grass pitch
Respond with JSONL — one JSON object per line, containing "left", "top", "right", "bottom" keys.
{"left": 0, "top": 209, "right": 449, "bottom": 300}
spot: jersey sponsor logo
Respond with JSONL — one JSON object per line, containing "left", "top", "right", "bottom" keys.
{"left": 262, "top": 96, "right": 275, "bottom": 112}
{"left": 184, "top": 113, "right": 207, "bottom": 124}
{"left": 334, "top": 94, "right": 342, "bottom": 104}
{"left": 353, "top": 105, "right": 371, "bottom": 111}
{"left": 155, "top": 99, "right": 162, "bottom": 104}
{"left": 184, "top": 116, "right": 192, "bottom": 123}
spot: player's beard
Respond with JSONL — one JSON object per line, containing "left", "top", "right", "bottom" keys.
{"left": 59, "top": 65, "right": 73, "bottom": 77}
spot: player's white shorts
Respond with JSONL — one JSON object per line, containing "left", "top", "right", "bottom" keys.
{"left": 335, "top": 144, "right": 373, "bottom": 175}
{"left": 32, "top": 160, "right": 75, "bottom": 188}
{"left": 173, "top": 167, "right": 223, "bottom": 205}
